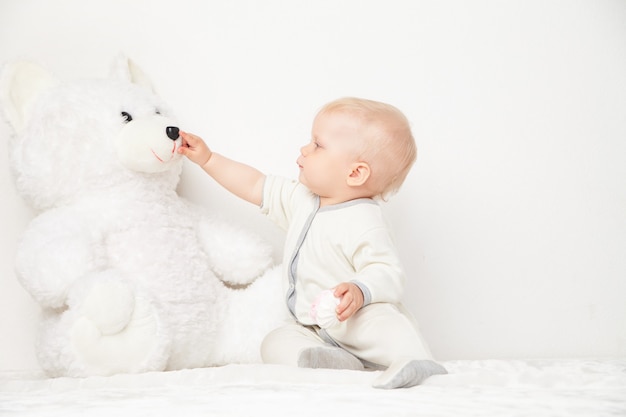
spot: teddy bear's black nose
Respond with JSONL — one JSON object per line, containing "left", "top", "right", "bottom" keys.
{"left": 166, "top": 126, "right": 180, "bottom": 140}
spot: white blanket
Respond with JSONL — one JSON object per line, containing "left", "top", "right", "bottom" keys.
{"left": 1, "top": 359, "right": 625, "bottom": 416}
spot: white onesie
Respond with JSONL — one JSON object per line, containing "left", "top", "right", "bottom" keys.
{"left": 260, "top": 175, "right": 432, "bottom": 367}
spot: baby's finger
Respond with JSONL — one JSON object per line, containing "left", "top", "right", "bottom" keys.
{"left": 178, "top": 132, "right": 189, "bottom": 147}
{"left": 337, "top": 301, "right": 355, "bottom": 322}
{"left": 336, "top": 292, "right": 352, "bottom": 315}
{"left": 180, "top": 131, "right": 198, "bottom": 146}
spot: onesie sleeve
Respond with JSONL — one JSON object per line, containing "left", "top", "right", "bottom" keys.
{"left": 350, "top": 226, "right": 406, "bottom": 305}
{"left": 260, "top": 175, "right": 307, "bottom": 231}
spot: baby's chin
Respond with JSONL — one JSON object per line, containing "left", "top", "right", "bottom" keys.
{"left": 297, "top": 174, "right": 331, "bottom": 198}
{"left": 298, "top": 178, "right": 319, "bottom": 195}
{"left": 297, "top": 171, "right": 308, "bottom": 186}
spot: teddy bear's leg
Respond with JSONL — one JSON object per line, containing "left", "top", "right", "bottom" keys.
{"left": 58, "top": 270, "right": 171, "bottom": 377}
{"left": 210, "top": 266, "right": 290, "bottom": 365}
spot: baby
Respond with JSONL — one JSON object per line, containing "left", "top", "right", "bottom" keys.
{"left": 178, "top": 97, "right": 447, "bottom": 389}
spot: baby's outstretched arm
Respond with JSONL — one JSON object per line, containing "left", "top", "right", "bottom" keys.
{"left": 178, "top": 131, "right": 266, "bottom": 206}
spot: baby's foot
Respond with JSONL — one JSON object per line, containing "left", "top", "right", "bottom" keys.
{"left": 298, "top": 346, "right": 364, "bottom": 371}
{"left": 372, "top": 359, "right": 447, "bottom": 389}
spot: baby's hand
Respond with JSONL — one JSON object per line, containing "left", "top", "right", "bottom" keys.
{"left": 178, "top": 131, "right": 212, "bottom": 166}
{"left": 334, "top": 282, "right": 364, "bottom": 322}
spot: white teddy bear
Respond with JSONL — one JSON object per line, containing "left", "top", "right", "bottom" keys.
{"left": 0, "top": 56, "right": 288, "bottom": 377}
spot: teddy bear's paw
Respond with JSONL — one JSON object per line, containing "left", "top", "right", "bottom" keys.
{"left": 198, "top": 220, "right": 274, "bottom": 286}
{"left": 71, "top": 295, "right": 167, "bottom": 375}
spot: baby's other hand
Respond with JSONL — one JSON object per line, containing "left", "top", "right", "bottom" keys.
{"left": 178, "top": 131, "right": 212, "bottom": 166}
{"left": 334, "top": 282, "right": 364, "bottom": 322}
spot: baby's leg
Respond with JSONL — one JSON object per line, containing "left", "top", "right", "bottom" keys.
{"left": 261, "top": 323, "right": 363, "bottom": 370}
{"left": 327, "top": 303, "right": 447, "bottom": 388}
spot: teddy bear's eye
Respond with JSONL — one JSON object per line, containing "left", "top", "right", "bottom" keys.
{"left": 155, "top": 110, "right": 161, "bottom": 115}
{"left": 121, "top": 112, "right": 133, "bottom": 123}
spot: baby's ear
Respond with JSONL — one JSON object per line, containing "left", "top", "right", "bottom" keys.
{"left": 346, "top": 162, "right": 371, "bottom": 187}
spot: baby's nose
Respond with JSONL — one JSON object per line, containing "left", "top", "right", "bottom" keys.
{"left": 300, "top": 142, "right": 312, "bottom": 156}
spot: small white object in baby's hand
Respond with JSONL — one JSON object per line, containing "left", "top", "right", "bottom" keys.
{"left": 309, "top": 289, "right": 340, "bottom": 328}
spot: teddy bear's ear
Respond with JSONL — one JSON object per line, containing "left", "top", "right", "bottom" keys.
{"left": 110, "top": 54, "right": 156, "bottom": 94}
{"left": 0, "top": 61, "right": 59, "bottom": 133}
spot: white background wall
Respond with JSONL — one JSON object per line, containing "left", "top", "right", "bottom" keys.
{"left": 1, "top": 0, "right": 625, "bottom": 372}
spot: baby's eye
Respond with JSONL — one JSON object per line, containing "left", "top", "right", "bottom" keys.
{"left": 121, "top": 112, "right": 133, "bottom": 123}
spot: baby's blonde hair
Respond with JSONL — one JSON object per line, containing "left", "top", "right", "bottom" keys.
{"left": 316, "top": 97, "right": 417, "bottom": 200}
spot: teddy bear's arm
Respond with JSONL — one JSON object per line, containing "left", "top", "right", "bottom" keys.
{"left": 15, "top": 209, "right": 103, "bottom": 309}
{"left": 196, "top": 217, "right": 274, "bottom": 287}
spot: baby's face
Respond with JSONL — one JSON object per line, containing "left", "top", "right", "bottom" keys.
{"left": 297, "top": 112, "right": 363, "bottom": 203}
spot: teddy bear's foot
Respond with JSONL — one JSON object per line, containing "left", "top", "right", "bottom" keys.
{"left": 79, "top": 279, "right": 135, "bottom": 335}
{"left": 67, "top": 276, "right": 169, "bottom": 376}
{"left": 71, "top": 295, "right": 167, "bottom": 375}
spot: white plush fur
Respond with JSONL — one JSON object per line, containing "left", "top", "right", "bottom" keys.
{"left": 0, "top": 56, "right": 289, "bottom": 377}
